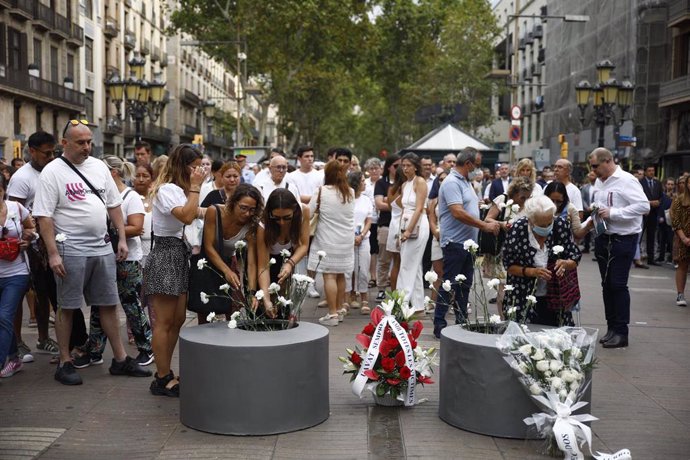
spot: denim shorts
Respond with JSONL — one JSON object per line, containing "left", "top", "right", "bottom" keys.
{"left": 55, "top": 254, "right": 119, "bottom": 309}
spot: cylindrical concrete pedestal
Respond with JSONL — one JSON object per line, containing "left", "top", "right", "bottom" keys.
{"left": 179, "top": 321, "right": 329, "bottom": 435}
{"left": 439, "top": 325, "right": 592, "bottom": 439}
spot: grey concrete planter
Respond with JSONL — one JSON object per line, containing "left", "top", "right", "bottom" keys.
{"left": 179, "top": 321, "right": 330, "bottom": 435}
{"left": 439, "top": 324, "right": 542, "bottom": 439}
{"left": 439, "top": 324, "right": 593, "bottom": 439}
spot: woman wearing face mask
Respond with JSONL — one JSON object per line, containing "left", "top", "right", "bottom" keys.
{"left": 502, "top": 196, "right": 581, "bottom": 326}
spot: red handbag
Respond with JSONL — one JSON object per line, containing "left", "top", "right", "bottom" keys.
{"left": 0, "top": 237, "right": 21, "bottom": 261}
{"left": 545, "top": 259, "right": 580, "bottom": 311}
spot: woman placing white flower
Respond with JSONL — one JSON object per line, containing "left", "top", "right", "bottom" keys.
{"left": 257, "top": 188, "right": 310, "bottom": 319}
{"left": 502, "top": 196, "right": 581, "bottom": 326}
{"left": 198, "top": 184, "right": 262, "bottom": 325}
{"left": 483, "top": 177, "right": 534, "bottom": 317}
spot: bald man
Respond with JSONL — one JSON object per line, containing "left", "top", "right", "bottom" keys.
{"left": 253, "top": 155, "right": 300, "bottom": 203}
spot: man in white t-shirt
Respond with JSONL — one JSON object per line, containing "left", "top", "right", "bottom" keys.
{"left": 554, "top": 159, "right": 584, "bottom": 219}
{"left": 33, "top": 121, "right": 150, "bottom": 386}
{"left": 253, "top": 155, "right": 300, "bottom": 203}
{"left": 7, "top": 131, "right": 59, "bottom": 360}
{"left": 288, "top": 145, "right": 324, "bottom": 204}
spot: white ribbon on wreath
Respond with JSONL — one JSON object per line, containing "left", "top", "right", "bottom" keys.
{"left": 526, "top": 392, "right": 632, "bottom": 460}
{"left": 351, "top": 306, "right": 417, "bottom": 406}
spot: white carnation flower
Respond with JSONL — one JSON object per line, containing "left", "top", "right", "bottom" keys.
{"left": 507, "top": 306, "right": 517, "bottom": 315}
{"left": 552, "top": 245, "right": 564, "bottom": 255}
{"left": 230, "top": 311, "right": 241, "bottom": 320}
{"left": 197, "top": 258, "right": 208, "bottom": 270}
{"left": 269, "top": 257, "right": 276, "bottom": 265}
{"left": 317, "top": 250, "right": 327, "bottom": 258}
{"left": 532, "top": 348, "right": 545, "bottom": 361}
{"left": 487, "top": 278, "right": 500, "bottom": 290}
{"left": 518, "top": 362, "right": 529, "bottom": 374}
{"left": 511, "top": 204, "right": 520, "bottom": 213}
{"left": 280, "top": 248, "right": 291, "bottom": 258}
{"left": 455, "top": 274, "right": 467, "bottom": 282}
{"left": 277, "top": 296, "right": 292, "bottom": 306}
{"left": 200, "top": 292, "right": 210, "bottom": 304}
{"left": 526, "top": 295, "right": 537, "bottom": 305}
{"left": 550, "top": 377, "right": 563, "bottom": 390}
{"left": 503, "top": 284, "right": 514, "bottom": 292}
{"left": 489, "top": 314, "right": 501, "bottom": 324}
{"left": 549, "top": 360, "right": 563, "bottom": 373}
{"left": 463, "top": 239, "right": 479, "bottom": 253}
{"left": 234, "top": 240, "right": 247, "bottom": 250}
{"left": 228, "top": 319, "right": 237, "bottom": 329}
{"left": 254, "top": 290, "right": 265, "bottom": 300}
{"left": 518, "top": 344, "right": 533, "bottom": 356}
{"left": 55, "top": 233, "right": 68, "bottom": 243}
{"left": 529, "top": 383, "right": 542, "bottom": 395}
{"left": 559, "top": 389, "right": 568, "bottom": 399}
{"left": 536, "top": 360, "right": 549, "bottom": 372}
{"left": 441, "top": 280, "right": 452, "bottom": 292}
{"left": 505, "top": 199, "right": 514, "bottom": 206}
{"left": 424, "top": 271, "right": 438, "bottom": 284}
{"left": 206, "top": 312, "right": 216, "bottom": 322}
{"left": 268, "top": 283, "right": 281, "bottom": 294}
{"left": 219, "top": 283, "right": 230, "bottom": 293}
{"left": 424, "top": 296, "right": 433, "bottom": 306}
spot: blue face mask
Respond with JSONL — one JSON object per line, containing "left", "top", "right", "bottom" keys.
{"left": 532, "top": 222, "right": 553, "bottom": 237}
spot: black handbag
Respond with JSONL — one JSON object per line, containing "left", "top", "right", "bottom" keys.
{"left": 478, "top": 194, "right": 507, "bottom": 256}
{"left": 187, "top": 205, "right": 237, "bottom": 314}
{"left": 59, "top": 156, "right": 120, "bottom": 253}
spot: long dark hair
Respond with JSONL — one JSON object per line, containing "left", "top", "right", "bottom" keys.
{"left": 226, "top": 183, "right": 263, "bottom": 234}
{"left": 544, "top": 181, "right": 569, "bottom": 214}
{"left": 263, "top": 188, "right": 302, "bottom": 248}
{"left": 324, "top": 160, "right": 352, "bottom": 203}
{"left": 381, "top": 153, "right": 400, "bottom": 180}
{"left": 401, "top": 152, "right": 422, "bottom": 177}
{"left": 389, "top": 163, "right": 406, "bottom": 197}
{"left": 347, "top": 171, "right": 363, "bottom": 197}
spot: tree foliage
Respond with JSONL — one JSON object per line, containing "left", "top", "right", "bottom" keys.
{"left": 168, "top": 0, "right": 499, "bottom": 158}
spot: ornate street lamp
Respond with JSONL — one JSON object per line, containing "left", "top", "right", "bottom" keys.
{"left": 575, "top": 59, "right": 634, "bottom": 148}
{"left": 105, "top": 55, "right": 167, "bottom": 143}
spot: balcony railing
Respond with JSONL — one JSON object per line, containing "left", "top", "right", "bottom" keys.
{"left": 183, "top": 124, "right": 198, "bottom": 137}
{"left": 124, "top": 31, "right": 136, "bottom": 50}
{"left": 9, "top": 0, "right": 34, "bottom": 20}
{"left": 125, "top": 121, "right": 172, "bottom": 142}
{"left": 151, "top": 47, "right": 160, "bottom": 62}
{"left": 660, "top": 74, "right": 690, "bottom": 107}
{"left": 104, "top": 16, "right": 119, "bottom": 38}
{"left": 669, "top": 0, "right": 690, "bottom": 27}
{"left": 52, "top": 12, "right": 71, "bottom": 39}
{"left": 33, "top": 0, "right": 53, "bottom": 30}
{"left": 141, "top": 39, "right": 150, "bottom": 56}
{"left": 103, "top": 116, "right": 123, "bottom": 134}
{"left": 68, "top": 22, "right": 83, "bottom": 47}
{"left": 0, "top": 68, "right": 84, "bottom": 109}
{"left": 160, "top": 52, "right": 168, "bottom": 67}
{"left": 182, "top": 90, "right": 200, "bottom": 107}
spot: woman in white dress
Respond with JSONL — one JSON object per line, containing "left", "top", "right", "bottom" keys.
{"left": 308, "top": 161, "right": 354, "bottom": 326}
{"left": 386, "top": 167, "right": 405, "bottom": 289}
{"left": 397, "top": 153, "right": 429, "bottom": 312}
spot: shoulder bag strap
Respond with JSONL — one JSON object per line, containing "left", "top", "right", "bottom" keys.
{"left": 316, "top": 186, "right": 322, "bottom": 214}
{"left": 59, "top": 156, "right": 106, "bottom": 206}
{"left": 214, "top": 204, "right": 223, "bottom": 257}
{"left": 122, "top": 188, "right": 133, "bottom": 202}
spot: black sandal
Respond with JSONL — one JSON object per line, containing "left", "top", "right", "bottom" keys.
{"left": 150, "top": 371, "right": 179, "bottom": 397}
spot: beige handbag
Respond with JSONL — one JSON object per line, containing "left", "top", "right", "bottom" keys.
{"left": 309, "top": 186, "right": 322, "bottom": 236}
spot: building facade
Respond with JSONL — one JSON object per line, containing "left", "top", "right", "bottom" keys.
{"left": 0, "top": 0, "right": 84, "bottom": 160}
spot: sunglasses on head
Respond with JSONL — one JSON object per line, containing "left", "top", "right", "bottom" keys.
{"left": 63, "top": 119, "right": 90, "bottom": 137}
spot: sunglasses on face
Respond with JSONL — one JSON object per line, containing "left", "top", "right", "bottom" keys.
{"left": 63, "top": 119, "right": 90, "bottom": 137}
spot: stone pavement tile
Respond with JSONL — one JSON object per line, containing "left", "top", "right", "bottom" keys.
{"left": 157, "top": 425, "right": 275, "bottom": 459}
{"left": 0, "top": 427, "right": 65, "bottom": 460}
{"left": 273, "top": 406, "right": 368, "bottom": 459}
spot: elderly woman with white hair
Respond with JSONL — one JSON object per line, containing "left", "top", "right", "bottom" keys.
{"left": 502, "top": 195, "right": 581, "bottom": 326}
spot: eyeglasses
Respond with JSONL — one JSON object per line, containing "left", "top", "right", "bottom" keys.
{"left": 62, "top": 119, "right": 90, "bottom": 137}
{"left": 269, "top": 214, "right": 294, "bottom": 222}
{"left": 37, "top": 148, "right": 56, "bottom": 157}
{"left": 237, "top": 204, "right": 257, "bottom": 214}
{"left": 272, "top": 165, "right": 288, "bottom": 171}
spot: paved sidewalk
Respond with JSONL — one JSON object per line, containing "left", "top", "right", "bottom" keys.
{"left": 0, "top": 256, "right": 689, "bottom": 459}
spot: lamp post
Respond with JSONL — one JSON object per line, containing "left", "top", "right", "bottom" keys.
{"left": 575, "top": 59, "right": 635, "bottom": 148}
{"left": 105, "top": 54, "right": 167, "bottom": 144}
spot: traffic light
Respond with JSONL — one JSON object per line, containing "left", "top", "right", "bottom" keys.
{"left": 558, "top": 134, "right": 568, "bottom": 159}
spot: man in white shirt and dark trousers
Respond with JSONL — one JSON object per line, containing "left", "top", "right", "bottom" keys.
{"left": 33, "top": 121, "right": 151, "bottom": 385}
{"left": 585, "top": 148, "right": 650, "bottom": 349}
{"left": 640, "top": 165, "right": 663, "bottom": 265}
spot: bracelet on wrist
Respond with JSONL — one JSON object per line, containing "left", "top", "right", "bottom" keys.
{"left": 286, "top": 258, "right": 295, "bottom": 267}
{"left": 189, "top": 190, "right": 200, "bottom": 194}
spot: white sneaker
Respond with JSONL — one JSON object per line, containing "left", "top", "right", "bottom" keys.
{"left": 318, "top": 314, "right": 339, "bottom": 326}
{"left": 677, "top": 293, "right": 687, "bottom": 307}
{"left": 307, "top": 287, "right": 320, "bottom": 298}
{"left": 20, "top": 352, "right": 34, "bottom": 363}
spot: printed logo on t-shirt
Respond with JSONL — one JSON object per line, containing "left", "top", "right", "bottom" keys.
{"left": 65, "top": 182, "right": 105, "bottom": 202}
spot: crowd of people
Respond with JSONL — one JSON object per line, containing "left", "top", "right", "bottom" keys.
{"left": 0, "top": 121, "right": 686, "bottom": 393}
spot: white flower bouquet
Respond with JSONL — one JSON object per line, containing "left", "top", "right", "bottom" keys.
{"left": 497, "top": 322, "right": 630, "bottom": 459}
